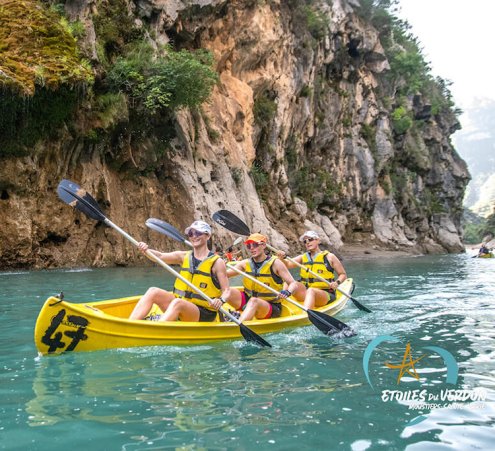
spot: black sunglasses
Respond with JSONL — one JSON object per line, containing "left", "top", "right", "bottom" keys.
{"left": 246, "top": 242, "right": 263, "bottom": 250}
{"left": 187, "top": 230, "right": 205, "bottom": 238}
{"left": 303, "top": 237, "right": 316, "bottom": 244}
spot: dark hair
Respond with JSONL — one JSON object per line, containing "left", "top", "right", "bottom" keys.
{"left": 227, "top": 247, "right": 233, "bottom": 252}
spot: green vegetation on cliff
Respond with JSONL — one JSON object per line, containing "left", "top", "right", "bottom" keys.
{"left": 358, "top": 0, "right": 459, "bottom": 116}
{"left": 107, "top": 42, "right": 218, "bottom": 115}
{"left": 463, "top": 209, "right": 495, "bottom": 244}
{"left": 0, "top": 0, "right": 218, "bottom": 159}
{"left": 0, "top": 0, "right": 93, "bottom": 156}
{"left": 355, "top": 0, "right": 465, "bottom": 222}
{"left": 0, "top": 0, "right": 93, "bottom": 95}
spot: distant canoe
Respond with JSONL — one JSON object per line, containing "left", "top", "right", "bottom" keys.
{"left": 477, "top": 252, "right": 494, "bottom": 258}
{"left": 34, "top": 279, "right": 354, "bottom": 355}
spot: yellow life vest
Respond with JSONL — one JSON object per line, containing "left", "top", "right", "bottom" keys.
{"left": 300, "top": 250, "right": 336, "bottom": 289}
{"left": 173, "top": 251, "right": 221, "bottom": 311}
{"left": 244, "top": 256, "right": 283, "bottom": 302}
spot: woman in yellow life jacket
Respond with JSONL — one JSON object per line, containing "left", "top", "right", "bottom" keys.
{"left": 129, "top": 220, "right": 234, "bottom": 322}
{"left": 226, "top": 233, "right": 304, "bottom": 321}
{"left": 278, "top": 231, "right": 347, "bottom": 309}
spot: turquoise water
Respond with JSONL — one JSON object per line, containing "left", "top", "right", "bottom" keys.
{"left": 1, "top": 254, "right": 494, "bottom": 450}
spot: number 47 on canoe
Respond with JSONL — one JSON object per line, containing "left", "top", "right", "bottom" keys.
{"left": 52, "top": 179, "right": 271, "bottom": 349}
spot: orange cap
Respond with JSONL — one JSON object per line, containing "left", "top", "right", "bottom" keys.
{"left": 244, "top": 233, "right": 267, "bottom": 244}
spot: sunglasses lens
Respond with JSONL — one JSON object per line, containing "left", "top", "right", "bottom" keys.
{"left": 304, "top": 238, "right": 315, "bottom": 244}
{"left": 187, "top": 230, "right": 203, "bottom": 238}
{"left": 247, "top": 242, "right": 259, "bottom": 250}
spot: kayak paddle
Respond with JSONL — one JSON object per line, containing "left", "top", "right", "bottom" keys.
{"left": 212, "top": 209, "right": 372, "bottom": 313}
{"left": 147, "top": 218, "right": 354, "bottom": 337}
{"left": 56, "top": 180, "right": 271, "bottom": 348}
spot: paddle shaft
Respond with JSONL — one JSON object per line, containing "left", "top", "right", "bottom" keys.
{"left": 228, "top": 264, "right": 352, "bottom": 334}
{"left": 229, "top": 265, "right": 310, "bottom": 313}
{"left": 57, "top": 182, "right": 269, "bottom": 343}
{"left": 102, "top": 218, "right": 241, "bottom": 325}
{"left": 265, "top": 244, "right": 354, "bottom": 301}
{"left": 210, "top": 209, "right": 369, "bottom": 312}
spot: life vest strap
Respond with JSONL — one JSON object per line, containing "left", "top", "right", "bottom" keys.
{"left": 173, "top": 289, "right": 209, "bottom": 301}
{"left": 244, "top": 289, "right": 279, "bottom": 300}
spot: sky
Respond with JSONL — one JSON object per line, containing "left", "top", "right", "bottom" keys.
{"left": 397, "top": 0, "right": 495, "bottom": 110}
{"left": 398, "top": 0, "right": 495, "bottom": 143}
{"left": 397, "top": 0, "right": 495, "bottom": 214}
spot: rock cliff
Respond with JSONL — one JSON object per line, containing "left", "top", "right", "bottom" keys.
{"left": 0, "top": 0, "right": 470, "bottom": 269}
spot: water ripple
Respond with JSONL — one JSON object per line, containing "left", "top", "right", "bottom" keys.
{"left": 0, "top": 255, "right": 493, "bottom": 449}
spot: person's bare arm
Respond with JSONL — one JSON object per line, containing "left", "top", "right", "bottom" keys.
{"left": 327, "top": 253, "right": 347, "bottom": 290}
{"left": 275, "top": 251, "right": 303, "bottom": 268}
{"left": 226, "top": 259, "right": 247, "bottom": 278}
{"left": 273, "top": 259, "right": 299, "bottom": 295}
{"left": 137, "top": 242, "right": 185, "bottom": 265}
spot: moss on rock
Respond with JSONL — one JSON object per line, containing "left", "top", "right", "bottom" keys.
{"left": 0, "top": 0, "right": 93, "bottom": 96}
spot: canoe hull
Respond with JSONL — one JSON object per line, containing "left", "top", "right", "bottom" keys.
{"left": 34, "top": 280, "right": 353, "bottom": 355}
{"left": 478, "top": 253, "right": 493, "bottom": 258}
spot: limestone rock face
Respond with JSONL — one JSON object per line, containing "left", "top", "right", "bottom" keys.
{"left": 0, "top": 0, "right": 469, "bottom": 268}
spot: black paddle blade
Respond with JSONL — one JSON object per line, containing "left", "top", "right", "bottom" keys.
{"left": 212, "top": 210, "right": 251, "bottom": 236}
{"left": 350, "top": 296, "right": 372, "bottom": 313}
{"left": 146, "top": 218, "right": 186, "bottom": 244}
{"left": 57, "top": 179, "right": 106, "bottom": 222}
{"left": 239, "top": 324, "right": 272, "bottom": 348}
{"left": 339, "top": 282, "right": 372, "bottom": 313}
{"left": 308, "top": 310, "right": 356, "bottom": 337}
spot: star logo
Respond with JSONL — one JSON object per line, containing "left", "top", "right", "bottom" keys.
{"left": 385, "top": 342, "right": 426, "bottom": 384}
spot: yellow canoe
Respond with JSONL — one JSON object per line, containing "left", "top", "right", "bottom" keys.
{"left": 34, "top": 279, "right": 353, "bottom": 355}
{"left": 478, "top": 252, "right": 493, "bottom": 258}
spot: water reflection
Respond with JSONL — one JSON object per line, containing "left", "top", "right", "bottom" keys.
{"left": 26, "top": 334, "right": 365, "bottom": 447}
{"left": 26, "top": 353, "right": 145, "bottom": 426}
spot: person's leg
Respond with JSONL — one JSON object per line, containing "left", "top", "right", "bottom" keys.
{"left": 129, "top": 287, "right": 175, "bottom": 320}
{"left": 304, "top": 288, "right": 331, "bottom": 309}
{"left": 291, "top": 282, "right": 307, "bottom": 303}
{"left": 239, "top": 297, "right": 271, "bottom": 321}
{"left": 226, "top": 288, "right": 246, "bottom": 311}
{"left": 281, "top": 281, "right": 306, "bottom": 303}
{"left": 159, "top": 298, "right": 201, "bottom": 322}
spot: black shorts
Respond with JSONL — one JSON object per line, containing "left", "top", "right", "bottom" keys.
{"left": 266, "top": 302, "right": 282, "bottom": 319}
{"left": 323, "top": 289, "right": 336, "bottom": 304}
{"left": 197, "top": 305, "right": 218, "bottom": 322}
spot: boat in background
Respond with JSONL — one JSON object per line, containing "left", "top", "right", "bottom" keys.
{"left": 477, "top": 252, "right": 494, "bottom": 258}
